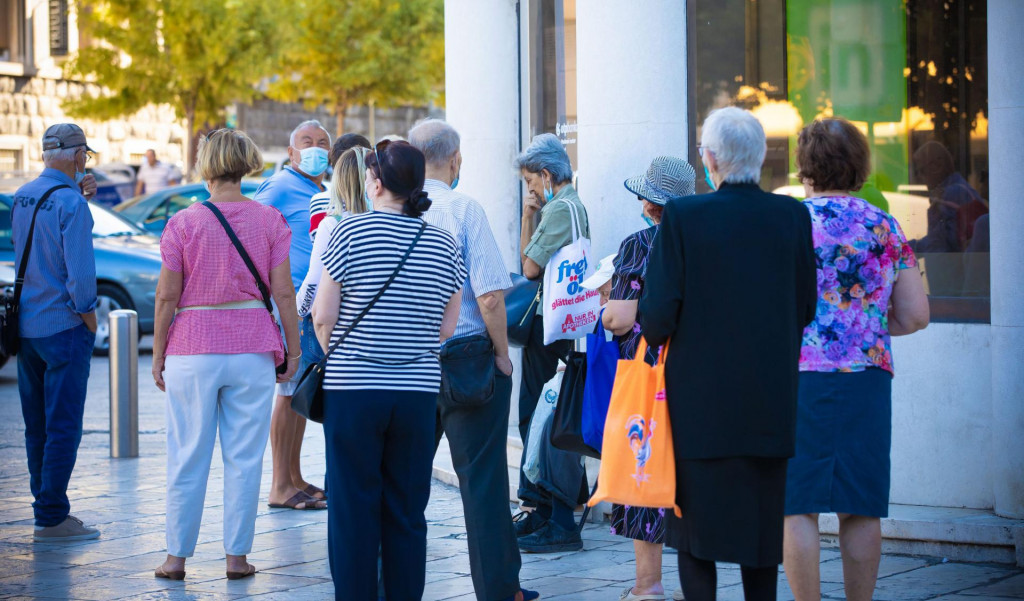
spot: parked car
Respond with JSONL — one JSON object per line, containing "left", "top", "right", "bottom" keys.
{"left": 114, "top": 181, "right": 261, "bottom": 235}
{"left": 86, "top": 166, "right": 136, "bottom": 208}
{"left": 0, "top": 192, "right": 161, "bottom": 355}
{"left": 0, "top": 261, "right": 13, "bottom": 369}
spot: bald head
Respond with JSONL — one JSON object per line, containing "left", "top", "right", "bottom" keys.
{"left": 409, "top": 119, "right": 461, "bottom": 167}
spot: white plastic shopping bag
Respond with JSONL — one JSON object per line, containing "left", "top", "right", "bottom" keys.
{"left": 523, "top": 368, "right": 564, "bottom": 484}
{"left": 542, "top": 200, "right": 601, "bottom": 345}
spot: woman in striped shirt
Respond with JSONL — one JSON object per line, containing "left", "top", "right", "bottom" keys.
{"left": 312, "top": 140, "right": 465, "bottom": 600}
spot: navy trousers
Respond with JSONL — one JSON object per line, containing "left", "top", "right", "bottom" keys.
{"left": 323, "top": 388, "right": 435, "bottom": 601}
{"left": 18, "top": 323, "right": 95, "bottom": 527}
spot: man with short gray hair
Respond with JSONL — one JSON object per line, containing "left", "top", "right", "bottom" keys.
{"left": 409, "top": 119, "right": 538, "bottom": 601}
{"left": 13, "top": 123, "right": 101, "bottom": 541}
{"left": 255, "top": 120, "right": 331, "bottom": 511}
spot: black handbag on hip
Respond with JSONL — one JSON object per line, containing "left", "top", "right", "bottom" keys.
{"left": 291, "top": 222, "right": 427, "bottom": 423}
{"left": 1, "top": 184, "right": 71, "bottom": 357}
{"left": 201, "top": 201, "right": 286, "bottom": 374}
{"left": 550, "top": 348, "right": 601, "bottom": 459}
{"left": 506, "top": 273, "right": 540, "bottom": 348}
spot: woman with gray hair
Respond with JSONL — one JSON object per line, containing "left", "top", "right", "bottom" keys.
{"left": 512, "top": 133, "right": 591, "bottom": 554}
{"left": 639, "top": 107, "right": 818, "bottom": 601}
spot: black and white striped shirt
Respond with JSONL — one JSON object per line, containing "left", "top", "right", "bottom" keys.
{"left": 321, "top": 212, "right": 466, "bottom": 392}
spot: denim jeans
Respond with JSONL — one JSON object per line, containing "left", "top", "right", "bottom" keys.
{"left": 18, "top": 323, "right": 95, "bottom": 527}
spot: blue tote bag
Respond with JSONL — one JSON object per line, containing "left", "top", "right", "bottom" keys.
{"left": 582, "top": 309, "right": 619, "bottom": 452}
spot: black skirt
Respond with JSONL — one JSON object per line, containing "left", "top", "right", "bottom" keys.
{"left": 666, "top": 456, "right": 788, "bottom": 568}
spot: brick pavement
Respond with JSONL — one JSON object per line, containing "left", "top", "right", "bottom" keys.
{"left": 0, "top": 351, "right": 1021, "bottom": 600}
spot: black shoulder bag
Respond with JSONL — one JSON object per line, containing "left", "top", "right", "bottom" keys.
{"left": 200, "top": 201, "right": 286, "bottom": 374}
{"left": 1, "top": 185, "right": 71, "bottom": 356}
{"left": 291, "top": 221, "right": 428, "bottom": 423}
{"left": 506, "top": 273, "right": 541, "bottom": 348}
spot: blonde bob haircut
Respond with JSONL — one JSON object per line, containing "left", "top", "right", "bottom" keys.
{"left": 329, "top": 146, "right": 370, "bottom": 217}
{"left": 196, "top": 129, "right": 263, "bottom": 183}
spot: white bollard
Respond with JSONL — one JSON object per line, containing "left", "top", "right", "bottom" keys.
{"left": 108, "top": 309, "right": 138, "bottom": 458}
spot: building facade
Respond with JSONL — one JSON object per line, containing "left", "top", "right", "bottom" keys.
{"left": 0, "top": 0, "right": 187, "bottom": 177}
{"left": 443, "top": 0, "right": 1024, "bottom": 536}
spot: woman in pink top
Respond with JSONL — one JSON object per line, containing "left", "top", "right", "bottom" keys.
{"left": 150, "top": 130, "right": 300, "bottom": 582}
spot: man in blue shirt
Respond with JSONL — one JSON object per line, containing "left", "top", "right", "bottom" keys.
{"left": 254, "top": 120, "right": 331, "bottom": 510}
{"left": 13, "top": 123, "right": 101, "bottom": 541}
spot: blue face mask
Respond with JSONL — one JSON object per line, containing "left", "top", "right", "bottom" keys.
{"left": 543, "top": 183, "right": 554, "bottom": 202}
{"left": 703, "top": 163, "right": 717, "bottom": 191}
{"left": 74, "top": 171, "right": 86, "bottom": 185}
{"left": 642, "top": 211, "right": 657, "bottom": 228}
{"left": 364, "top": 191, "right": 374, "bottom": 212}
{"left": 297, "top": 147, "right": 329, "bottom": 177}
{"left": 451, "top": 175, "right": 459, "bottom": 190}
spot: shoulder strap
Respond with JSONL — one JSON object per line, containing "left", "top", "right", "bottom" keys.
{"left": 559, "top": 197, "right": 582, "bottom": 242}
{"left": 320, "top": 221, "right": 428, "bottom": 362}
{"left": 13, "top": 184, "right": 72, "bottom": 306}
{"left": 200, "top": 201, "right": 274, "bottom": 313}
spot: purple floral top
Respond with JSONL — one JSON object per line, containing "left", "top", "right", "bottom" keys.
{"left": 800, "top": 196, "right": 917, "bottom": 375}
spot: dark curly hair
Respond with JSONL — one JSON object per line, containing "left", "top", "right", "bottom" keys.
{"left": 796, "top": 118, "right": 870, "bottom": 193}
{"left": 365, "top": 141, "right": 432, "bottom": 218}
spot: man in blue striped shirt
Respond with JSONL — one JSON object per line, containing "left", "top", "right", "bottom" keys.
{"left": 13, "top": 123, "right": 100, "bottom": 541}
{"left": 410, "top": 119, "right": 538, "bottom": 601}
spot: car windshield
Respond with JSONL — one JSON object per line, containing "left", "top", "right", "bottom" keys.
{"left": 90, "top": 203, "right": 145, "bottom": 237}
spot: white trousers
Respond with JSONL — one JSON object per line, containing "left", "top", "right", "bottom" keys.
{"left": 164, "top": 352, "right": 274, "bottom": 557}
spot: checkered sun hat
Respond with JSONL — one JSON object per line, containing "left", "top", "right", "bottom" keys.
{"left": 624, "top": 156, "right": 697, "bottom": 206}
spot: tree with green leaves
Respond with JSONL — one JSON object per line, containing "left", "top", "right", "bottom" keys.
{"left": 64, "top": 0, "right": 282, "bottom": 175}
{"left": 269, "top": 0, "right": 444, "bottom": 138}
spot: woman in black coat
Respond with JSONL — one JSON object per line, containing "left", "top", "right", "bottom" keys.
{"left": 639, "top": 107, "right": 817, "bottom": 601}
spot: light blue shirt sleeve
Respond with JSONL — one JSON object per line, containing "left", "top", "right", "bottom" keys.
{"left": 61, "top": 198, "right": 97, "bottom": 314}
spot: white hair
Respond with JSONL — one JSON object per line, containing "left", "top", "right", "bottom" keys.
{"left": 700, "top": 107, "right": 766, "bottom": 184}
{"left": 408, "top": 119, "right": 460, "bottom": 167}
{"left": 42, "top": 148, "right": 79, "bottom": 165}
{"left": 289, "top": 120, "right": 331, "bottom": 146}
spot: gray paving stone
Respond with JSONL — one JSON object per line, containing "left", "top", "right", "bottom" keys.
{"left": 872, "top": 562, "right": 1014, "bottom": 600}
{"left": 960, "top": 572, "right": 1024, "bottom": 597}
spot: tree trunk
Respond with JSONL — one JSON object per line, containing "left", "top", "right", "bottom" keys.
{"left": 185, "top": 107, "right": 196, "bottom": 182}
{"left": 334, "top": 102, "right": 347, "bottom": 139}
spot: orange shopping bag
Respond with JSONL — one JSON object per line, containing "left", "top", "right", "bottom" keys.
{"left": 588, "top": 338, "right": 681, "bottom": 517}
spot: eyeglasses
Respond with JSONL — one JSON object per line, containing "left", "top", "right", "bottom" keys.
{"left": 78, "top": 148, "right": 94, "bottom": 164}
{"left": 372, "top": 139, "right": 391, "bottom": 187}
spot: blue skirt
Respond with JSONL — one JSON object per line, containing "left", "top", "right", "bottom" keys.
{"left": 785, "top": 368, "right": 892, "bottom": 518}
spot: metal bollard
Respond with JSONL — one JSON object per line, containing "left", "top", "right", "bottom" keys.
{"left": 108, "top": 310, "right": 139, "bottom": 458}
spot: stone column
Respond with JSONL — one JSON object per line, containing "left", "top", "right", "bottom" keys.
{"left": 575, "top": 0, "right": 688, "bottom": 259}
{"left": 443, "top": 0, "right": 522, "bottom": 271}
{"left": 989, "top": 0, "right": 1024, "bottom": 519}
{"left": 444, "top": 0, "right": 524, "bottom": 426}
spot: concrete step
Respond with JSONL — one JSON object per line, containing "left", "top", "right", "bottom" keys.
{"left": 820, "top": 505, "right": 1024, "bottom": 566}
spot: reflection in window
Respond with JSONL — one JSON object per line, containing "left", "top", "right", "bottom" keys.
{"left": 692, "top": 0, "right": 988, "bottom": 321}
{"left": 527, "top": 0, "right": 577, "bottom": 170}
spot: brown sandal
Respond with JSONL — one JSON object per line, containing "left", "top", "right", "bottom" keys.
{"left": 303, "top": 484, "right": 327, "bottom": 500}
{"left": 226, "top": 563, "right": 257, "bottom": 580}
{"left": 267, "top": 490, "right": 326, "bottom": 510}
{"left": 155, "top": 565, "right": 186, "bottom": 580}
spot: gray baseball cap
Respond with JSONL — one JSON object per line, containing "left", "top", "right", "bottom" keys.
{"left": 42, "top": 123, "right": 95, "bottom": 152}
{"left": 624, "top": 156, "right": 696, "bottom": 206}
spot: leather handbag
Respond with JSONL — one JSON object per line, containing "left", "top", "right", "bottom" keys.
{"left": 506, "top": 273, "right": 540, "bottom": 348}
{"left": 1, "top": 184, "right": 70, "bottom": 357}
{"left": 291, "top": 222, "right": 427, "bottom": 423}
{"left": 201, "top": 201, "right": 286, "bottom": 374}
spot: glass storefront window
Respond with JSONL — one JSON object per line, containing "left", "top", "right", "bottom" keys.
{"left": 526, "top": 0, "right": 577, "bottom": 171}
{"left": 691, "top": 0, "right": 989, "bottom": 321}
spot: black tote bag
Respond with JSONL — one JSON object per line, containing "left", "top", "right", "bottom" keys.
{"left": 550, "top": 348, "right": 601, "bottom": 459}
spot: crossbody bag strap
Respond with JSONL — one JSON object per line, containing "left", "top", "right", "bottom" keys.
{"left": 200, "top": 201, "right": 274, "bottom": 313}
{"left": 320, "top": 221, "right": 428, "bottom": 361}
{"left": 13, "top": 184, "right": 72, "bottom": 306}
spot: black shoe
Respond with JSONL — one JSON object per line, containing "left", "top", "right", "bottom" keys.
{"left": 517, "top": 520, "right": 582, "bottom": 553}
{"left": 512, "top": 510, "right": 547, "bottom": 538}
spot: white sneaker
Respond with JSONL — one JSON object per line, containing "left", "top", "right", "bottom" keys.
{"left": 33, "top": 515, "right": 100, "bottom": 541}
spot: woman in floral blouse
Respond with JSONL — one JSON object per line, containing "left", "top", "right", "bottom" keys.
{"left": 603, "top": 156, "right": 695, "bottom": 601}
{"left": 783, "top": 118, "right": 930, "bottom": 601}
